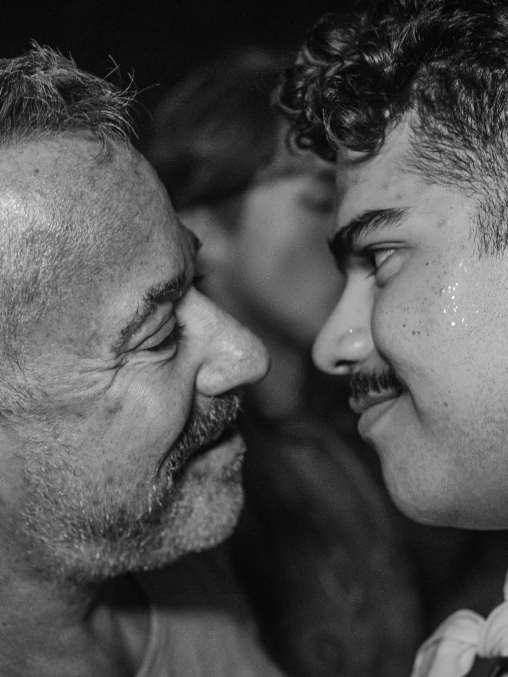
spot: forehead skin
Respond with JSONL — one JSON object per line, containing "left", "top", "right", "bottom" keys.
{"left": 335, "top": 122, "right": 411, "bottom": 212}
{"left": 0, "top": 135, "right": 191, "bottom": 362}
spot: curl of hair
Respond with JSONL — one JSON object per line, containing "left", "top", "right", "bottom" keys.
{"left": 279, "top": 0, "right": 508, "bottom": 254}
{"left": 280, "top": 1, "right": 508, "bottom": 156}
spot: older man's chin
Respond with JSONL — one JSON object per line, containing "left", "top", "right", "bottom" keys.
{"left": 150, "top": 436, "right": 245, "bottom": 566}
{"left": 133, "top": 429, "right": 248, "bottom": 566}
{"left": 167, "top": 429, "right": 247, "bottom": 548}
{"left": 119, "top": 429, "right": 248, "bottom": 573}
{"left": 23, "top": 431, "right": 247, "bottom": 586}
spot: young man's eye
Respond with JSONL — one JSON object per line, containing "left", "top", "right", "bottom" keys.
{"left": 146, "top": 320, "right": 185, "bottom": 353}
{"left": 369, "top": 248, "right": 396, "bottom": 271}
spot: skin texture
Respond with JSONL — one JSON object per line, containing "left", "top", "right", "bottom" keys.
{"left": 0, "top": 135, "right": 268, "bottom": 676}
{"left": 313, "top": 118, "right": 508, "bottom": 530}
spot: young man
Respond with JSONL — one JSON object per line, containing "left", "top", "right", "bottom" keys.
{"left": 281, "top": 1, "right": 508, "bottom": 674}
{"left": 0, "top": 45, "right": 285, "bottom": 676}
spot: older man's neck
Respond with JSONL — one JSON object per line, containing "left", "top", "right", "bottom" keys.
{"left": 0, "top": 550, "right": 148, "bottom": 677}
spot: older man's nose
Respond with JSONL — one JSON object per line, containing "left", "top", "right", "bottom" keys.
{"left": 312, "top": 286, "right": 374, "bottom": 376}
{"left": 188, "top": 290, "right": 269, "bottom": 396}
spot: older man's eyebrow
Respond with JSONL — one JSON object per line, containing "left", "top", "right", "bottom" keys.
{"left": 112, "top": 229, "right": 202, "bottom": 355}
{"left": 112, "top": 273, "right": 188, "bottom": 355}
{"left": 328, "top": 207, "right": 407, "bottom": 272}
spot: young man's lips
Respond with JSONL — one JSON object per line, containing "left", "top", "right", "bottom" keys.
{"left": 349, "top": 390, "right": 401, "bottom": 415}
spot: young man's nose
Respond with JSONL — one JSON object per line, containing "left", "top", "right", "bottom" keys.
{"left": 312, "top": 284, "right": 374, "bottom": 375}
{"left": 185, "top": 289, "right": 270, "bottom": 396}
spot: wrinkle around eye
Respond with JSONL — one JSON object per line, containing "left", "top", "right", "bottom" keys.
{"left": 117, "top": 311, "right": 177, "bottom": 357}
{"left": 140, "top": 315, "right": 178, "bottom": 351}
{"left": 145, "top": 320, "right": 184, "bottom": 354}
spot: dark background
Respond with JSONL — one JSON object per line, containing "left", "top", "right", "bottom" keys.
{"left": 3, "top": 0, "right": 359, "bottom": 138}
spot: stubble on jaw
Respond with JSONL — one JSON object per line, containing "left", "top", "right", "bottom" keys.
{"left": 17, "top": 393, "right": 243, "bottom": 586}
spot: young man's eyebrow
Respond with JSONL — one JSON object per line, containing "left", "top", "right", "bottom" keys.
{"left": 328, "top": 207, "right": 407, "bottom": 272}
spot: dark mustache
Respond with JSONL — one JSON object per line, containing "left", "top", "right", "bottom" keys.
{"left": 350, "top": 367, "right": 403, "bottom": 401}
{"left": 161, "top": 391, "right": 243, "bottom": 476}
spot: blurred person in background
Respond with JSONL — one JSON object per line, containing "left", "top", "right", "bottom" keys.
{"left": 145, "top": 48, "right": 339, "bottom": 420}
{"left": 144, "top": 48, "right": 425, "bottom": 677}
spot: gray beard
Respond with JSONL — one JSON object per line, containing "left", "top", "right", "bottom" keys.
{"left": 19, "top": 393, "right": 244, "bottom": 586}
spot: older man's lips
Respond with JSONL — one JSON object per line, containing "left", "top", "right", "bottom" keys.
{"left": 192, "top": 425, "right": 238, "bottom": 458}
{"left": 190, "top": 429, "right": 247, "bottom": 473}
{"left": 160, "top": 421, "right": 238, "bottom": 477}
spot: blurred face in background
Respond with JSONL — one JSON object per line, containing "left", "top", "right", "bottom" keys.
{"left": 185, "top": 137, "right": 341, "bottom": 350}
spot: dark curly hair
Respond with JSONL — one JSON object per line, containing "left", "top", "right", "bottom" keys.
{"left": 280, "top": 0, "right": 508, "bottom": 253}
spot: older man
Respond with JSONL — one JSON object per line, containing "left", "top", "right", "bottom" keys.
{"left": 281, "top": 0, "right": 508, "bottom": 674}
{"left": 0, "top": 45, "right": 283, "bottom": 676}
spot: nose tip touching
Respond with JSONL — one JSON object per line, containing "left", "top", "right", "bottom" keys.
{"left": 312, "top": 289, "right": 374, "bottom": 375}
{"left": 191, "top": 291, "right": 270, "bottom": 396}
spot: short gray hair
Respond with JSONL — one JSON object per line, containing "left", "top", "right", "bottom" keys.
{"left": 0, "top": 43, "right": 134, "bottom": 147}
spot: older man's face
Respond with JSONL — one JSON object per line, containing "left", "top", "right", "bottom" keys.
{"left": 313, "top": 119, "right": 508, "bottom": 530}
{"left": 3, "top": 136, "right": 268, "bottom": 583}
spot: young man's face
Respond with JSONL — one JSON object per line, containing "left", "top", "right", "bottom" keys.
{"left": 3, "top": 137, "right": 268, "bottom": 583}
{"left": 313, "top": 119, "right": 508, "bottom": 529}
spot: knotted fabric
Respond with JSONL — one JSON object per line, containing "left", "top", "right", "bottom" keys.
{"left": 410, "top": 574, "right": 508, "bottom": 677}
